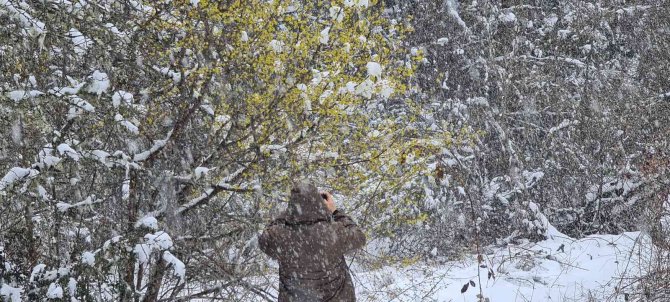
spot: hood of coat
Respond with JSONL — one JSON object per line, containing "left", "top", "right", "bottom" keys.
{"left": 282, "top": 182, "right": 330, "bottom": 223}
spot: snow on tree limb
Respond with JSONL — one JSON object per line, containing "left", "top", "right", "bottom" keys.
{"left": 0, "top": 167, "right": 39, "bottom": 192}
{"left": 0, "top": 0, "right": 45, "bottom": 35}
{"left": 133, "top": 130, "right": 174, "bottom": 162}
{"left": 176, "top": 167, "right": 251, "bottom": 215}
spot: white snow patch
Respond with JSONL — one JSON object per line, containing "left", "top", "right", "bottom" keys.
{"left": 81, "top": 251, "right": 95, "bottom": 266}
{"left": 112, "top": 91, "right": 134, "bottom": 107}
{"left": 0, "top": 0, "right": 45, "bottom": 35}
{"left": 163, "top": 251, "right": 186, "bottom": 280}
{"left": 10, "top": 119, "right": 22, "bottom": 144}
{"left": 153, "top": 66, "right": 182, "bottom": 83}
{"left": 135, "top": 216, "right": 159, "bottom": 230}
{"left": 145, "top": 231, "right": 174, "bottom": 250}
{"left": 104, "top": 23, "right": 125, "bottom": 37}
{"left": 7, "top": 90, "right": 43, "bottom": 102}
{"left": 86, "top": 70, "right": 110, "bottom": 95}
{"left": 29, "top": 264, "right": 46, "bottom": 282}
{"left": 0, "top": 167, "right": 39, "bottom": 191}
{"left": 57, "top": 143, "right": 81, "bottom": 161}
{"left": 366, "top": 62, "right": 382, "bottom": 78}
{"left": 67, "top": 278, "right": 77, "bottom": 298}
{"left": 38, "top": 146, "right": 62, "bottom": 169}
{"left": 133, "top": 130, "right": 173, "bottom": 161}
{"left": 329, "top": 6, "right": 343, "bottom": 22}
{"left": 319, "top": 27, "right": 330, "bottom": 44}
{"left": 194, "top": 167, "right": 210, "bottom": 180}
{"left": 350, "top": 232, "right": 643, "bottom": 302}
{"left": 549, "top": 119, "right": 579, "bottom": 133}
{"left": 56, "top": 195, "right": 98, "bottom": 212}
{"left": 134, "top": 244, "right": 152, "bottom": 264}
{"left": 68, "top": 28, "right": 93, "bottom": 55}
{"left": 355, "top": 79, "right": 374, "bottom": 99}
{"left": 0, "top": 284, "right": 22, "bottom": 302}
{"left": 499, "top": 12, "right": 516, "bottom": 23}
{"left": 49, "top": 82, "right": 85, "bottom": 96}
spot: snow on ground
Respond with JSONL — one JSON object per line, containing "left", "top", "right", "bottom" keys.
{"left": 353, "top": 231, "right": 646, "bottom": 302}
{"left": 163, "top": 230, "right": 650, "bottom": 302}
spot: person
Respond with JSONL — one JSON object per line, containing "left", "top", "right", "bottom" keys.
{"left": 258, "top": 182, "right": 366, "bottom": 302}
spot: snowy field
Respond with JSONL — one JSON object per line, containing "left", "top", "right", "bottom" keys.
{"left": 352, "top": 230, "right": 647, "bottom": 302}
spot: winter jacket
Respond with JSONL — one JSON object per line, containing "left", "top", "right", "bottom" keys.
{"left": 258, "top": 183, "right": 366, "bottom": 302}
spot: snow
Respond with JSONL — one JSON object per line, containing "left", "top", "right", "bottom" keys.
{"left": 81, "top": 251, "right": 95, "bottom": 266}
{"left": 7, "top": 90, "right": 43, "bottom": 102}
{"left": 56, "top": 195, "right": 98, "bottom": 212}
{"left": 46, "top": 283, "right": 63, "bottom": 299}
{"left": 38, "top": 146, "right": 62, "bottom": 168}
{"left": 104, "top": 23, "right": 125, "bottom": 37}
{"left": 163, "top": 251, "right": 186, "bottom": 280}
{"left": 112, "top": 90, "right": 133, "bottom": 107}
{"left": 86, "top": 70, "right": 110, "bottom": 95}
{"left": 354, "top": 232, "right": 642, "bottom": 301}
{"left": 115, "top": 114, "right": 139, "bottom": 134}
{"left": 49, "top": 82, "right": 85, "bottom": 96}
{"left": 200, "top": 103, "right": 215, "bottom": 115}
{"left": 366, "top": 62, "right": 382, "bottom": 78}
{"left": 67, "top": 278, "right": 77, "bottom": 298}
{"left": 0, "top": 284, "right": 22, "bottom": 302}
{"left": 245, "top": 230, "right": 646, "bottom": 302}
{"left": 329, "top": 6, "right": 343, "bottom": 22}
{"left": 549, "top": 119, "right": 579, "bottom": 133}
{"left": 319, "top": 27, "right": 330, "bottom": 44}
{"left": 29, "top": 264, "right": 46, "bottom": 282}
{"left": 153, "top": 66, "right": 182, "bottom": 83}
{"left": 133, "top": 130, "right": 173, "bottom": 161}
{"left": 436, "top": 37, "right": 449, "bottom": 46}
{"left": 145, "top": 231, "right": 174, "bottom": 250}
{"left": 133, "top": 244, "right": 151, "bottom": 264}
{"left": 69, "top": 95, "right": 95, "bottom": 112}
{"left": 522, "top": 170, "right": 544, "bottom": 188}
{"left": 194, "top": 167, "right": 210, "bottom": 180}
{"left": 10, "top": 119, "right": 21, "bottom": 144}
{"left": 445, "top": 0, "right": 467, "bottom": 30}
{"left": 135, "top": 216, "right": 159, "bottom": 230}
{"left": 499, "top": 12, "right": 516, "bottom": 23}
{"left": 355, "top": 79, "right": 374, "bottom": 98}
{"left": 68, "top": 28, "right": 93, "bottom": 55}
{"left": 57, "top": 143, "right": 81, "bottom": 161}
{"left": 0, "top": 167, "right": 39, "bottom": 191}
{"left": 377, "top": 80, "right": 394, "bottom": 99}
{"left": 0, "top": 0, "right": 45, "bottom": 36}
{"left": 82, "top": 149, "right": 110, "bottom": 165}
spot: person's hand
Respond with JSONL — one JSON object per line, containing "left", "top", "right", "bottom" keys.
{"left": 320, "top": 191, "right": 336, "bottom": 214}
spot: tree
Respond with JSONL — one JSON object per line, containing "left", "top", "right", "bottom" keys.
{"left": 0, "top": 0, "right": 433, "bottom": 300}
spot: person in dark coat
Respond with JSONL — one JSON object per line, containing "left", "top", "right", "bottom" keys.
{"left": 258, "top": 182, "right": 366, "bottom": 302}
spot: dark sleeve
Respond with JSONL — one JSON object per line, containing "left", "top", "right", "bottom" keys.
{"left": 258, "top": 222, "right": 282, "bottom": 259}
{"left": 332, "top": 210, "right": 367, "bottom": 255}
